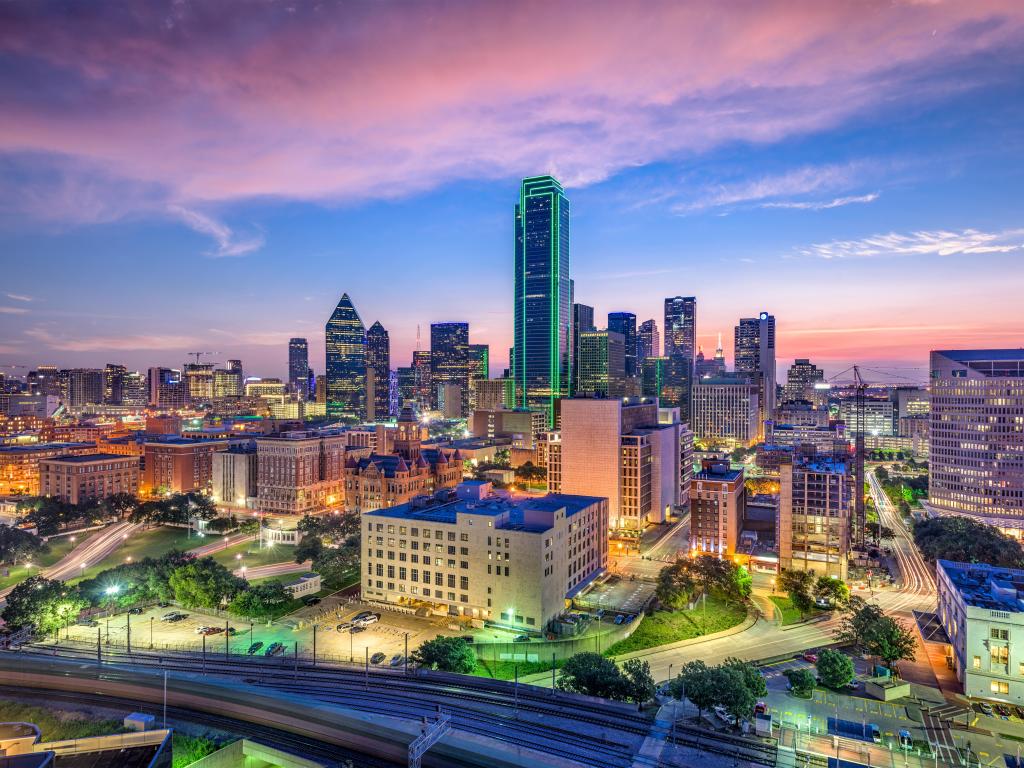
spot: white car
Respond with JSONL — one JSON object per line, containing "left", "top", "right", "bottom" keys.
{"left": 354, "top": 613, "right": 380, "bottom": 628}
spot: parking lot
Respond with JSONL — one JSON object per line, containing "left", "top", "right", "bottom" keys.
{"left": 576, "top": 574, "right": 655, "bottom": 613}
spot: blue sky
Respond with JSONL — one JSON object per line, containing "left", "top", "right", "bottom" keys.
{"left": 1, "top": 1, "right": 1023, "bottom": 382}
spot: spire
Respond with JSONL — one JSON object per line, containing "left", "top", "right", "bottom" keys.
{"left": 715, "top": 332, "right": 724, "bottom": 359}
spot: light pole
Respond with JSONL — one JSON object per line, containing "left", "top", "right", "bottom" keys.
{"left": 150, "top": 617, "right": 154, "bottom": 649}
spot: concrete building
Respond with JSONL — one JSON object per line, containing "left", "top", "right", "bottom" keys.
{"left": 779, "top": 455, "right": 851, "bottom": 579}
{"left": 0, "top": 442, "right": 97, "bottom": 496}
{"left": 66, "top": 368, "right": 104, "bottom": 408}
{"left": 545, "top": 398, "right": 691, "bottom": 531}
{"left": 436, "top": 382, "right": 463, "bottom": 420}
{"left": 471, "top": 408, "right": 548, "bottom": 449}
{"left": 361, "top": 480, "right": 608, "bottom": 629}
{"left": 766, "top": 422, "right": 847, "bottom": 454}
{"left": 689, "top": 459, "right": 745, "bottom": 557}
{"left": 471, "top": 379, "right": 507, "bottom": 412}
{"left": 839, "top": 398, "right": 895, "bottom": 436}
{"left": 143, "top": 437, "right": 229, "bottom": 495}
{"left": 734, "top": 312, "right": 776, "bottom": 433}
{"left": 255, "top": 430, "right": 347, "bottom": 515}
{"left": 929, "top": 350, "right": 1024, "bottom": 535}
{"left": 576, "top": 330, "right": 626, "bottom": 399}
{"left": 183, "top": 363, "right": 215, "bottom": 403}
{"left": 39, "top": 453, "right": 140, "bottom": 504}
{"left": 937, "top": 559, "right": 1024, "bottom": 703}
{"left": 2, "top": 394, "right": 60, "bottom": 419}
{"left": 775, "top": 400, "right": 829, "bottom": 428}
{"left": 782, "top": 359, "right": 824, "bottom": 404}
{"left": 894, "top": 386, "right": 930, "bottom": 419}
{"left": 211, "top": 444, "right": 258, "bottom": 508}
{"left": 691, "top": 374, "right": 760, "bottom": 449}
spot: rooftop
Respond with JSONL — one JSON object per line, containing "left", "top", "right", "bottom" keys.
{"left": 0, "top": 442, "right": 95, "bottom": 454}
{"left": 41, "top": 453, "right": 135, "bottom": 464}
{"left": 939, "top": 559, "right": 1024, "bottom": 613}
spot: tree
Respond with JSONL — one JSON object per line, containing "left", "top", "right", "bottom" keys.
{"left": 723, "top": 657, "right": 767, "bottom": 699}
{"left": 411, "top": 636, "right": 477, "bottom": 674}
{"left": 813, "top": 576, "right": 850, "bottom": 607}
{"left": 0, "top": 526, "right": 47, "bottom": 565}
{"left": 669, "top": 660, "right": 716, "bottom": 719}
{"left": 1, "top": 576, "right": 88, "bottom": 635}
{"left": 835, "top": 598, "right": 917, "bottom": 670}
{"left": 778, "top": 569, "right": 815, "bottom": 616}
{"left": 913, "top": 516, "right": 1024, "bottom": 568}
{"left": 557, "top": 652, "right": 627, "bottom": 699}
{"left": 228, "top": 582, "right": 290, "bottom": 621}
{"left": 875, "top": 466, "right": 889, "bottom": 482}
{"left": 100, "top": 492, "right": 139, "bottom": 521}
{"left": 294, "top": 534, "right": 324, "bottom": 564}
{"left": 168, "top": 558, "right": 245, "bottom": 609}
{"left": 655, "top": 561, "right": 695, "bottom": 609}
{"left": 311, "top": 542, "right": 360, "bottom": 586}
{"left": 785, "top": 668, "right": 816, "bottom": 696}
{"left": 621, "top": 658, "right": 656, "bottom": 706}
{"left": 713, "top": 665, "right": 757, "bottom": 724}
{"left": 816, "top": 649, "right": 855, "bottom": 689}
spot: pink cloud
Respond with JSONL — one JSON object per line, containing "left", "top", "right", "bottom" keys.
{"left": 0, "top": 1, "right": 1021, "bottom": 214}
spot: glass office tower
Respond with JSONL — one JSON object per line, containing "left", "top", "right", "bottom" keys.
{"left": 514, "top": 175, "right": 572, "bottom": 427}
{"left": 430, "top": 322, "right": 469, "bottom": 415}
{"left": 288, "top": 337, "right": 309, "bottom": 397}
{"left": 366, "top": 321, "right": 391, "bottom": 421}
{"left": 325, "top": 293, "right": 366, "bottom": 420}
{"left": 664, "top": 296, "right": 697, "bottom": 360}
{"left": 608, "top": 312, "right": 638, "bottom": 378}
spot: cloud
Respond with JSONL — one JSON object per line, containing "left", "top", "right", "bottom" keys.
{"left": 6, "top": 293, "right": 33, "bottom": 302}
{"left": 0, "top": 1, "right": 1021, "bottom": 213}
{"left": 0, "top": 306, "right": 29, "bottom": 314}
{"left": 168, "top": 205, "right": 263, "bottom": 257}
{"left": 25, "top": 327, "right": 199, "bottom": 352}
{"left": 761, "top": 192, "right": 880, "bottom": 210}
{"left": 676, "top": 164, "right": 870, "bottom": 212}
{"left": 799, "top": 228, "right": 1024, "bottom": 260}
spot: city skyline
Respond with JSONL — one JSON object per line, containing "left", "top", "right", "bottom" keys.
{"left": 2, "top": 2, "right": 1024, "bottom": 380}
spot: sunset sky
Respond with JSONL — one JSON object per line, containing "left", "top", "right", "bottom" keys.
{"left": 1, "top": 1, "right": 1023, "bottom": 382}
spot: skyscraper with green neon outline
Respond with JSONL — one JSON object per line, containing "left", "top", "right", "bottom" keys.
{"left": 514, "top": 176, "right": 572, "bottom": 428}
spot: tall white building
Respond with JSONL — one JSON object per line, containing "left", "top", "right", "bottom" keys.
{"left": 779, "top": 455, "right": 851, "bottom": 579}
{"left": 929, "top": 349, "right": 1024, "bottom": 535}
{"left": 691, "top": 374, "right": 760, "bottom": 449}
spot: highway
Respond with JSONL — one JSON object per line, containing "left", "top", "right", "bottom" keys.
{"left": 238, "top": 559, "right": 312, "bottom": 580}
{"left": 188, "top": 531, "right": 254, "bottom": 557}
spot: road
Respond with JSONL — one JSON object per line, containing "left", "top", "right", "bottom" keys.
{"left": 188, "top": 532, "right": 254, "bottom": 557}
{"left": 237, "top": 560, "right": 311, "bottom": 580}
{"left": 0, "top": 521, "right": 139, "bottom": 599}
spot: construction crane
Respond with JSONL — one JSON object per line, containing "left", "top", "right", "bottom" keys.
{"left": 186, "top": 352, "right": 220, "bottom": 365}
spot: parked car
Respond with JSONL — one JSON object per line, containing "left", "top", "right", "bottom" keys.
{"left": 247, "top": 641, "right": 263, "bottom": 655}
{"left": 624, "top": 614, "right": 637, "bottom": 624}
{"left": 225, "top": 627, "right": 237, "bottom": 636}
{"left": 869, "top": 724, "right": 882, "bottom": 743}
{"left": 194, "top": 626, "right": 212, "bottom": 635}
{"left": 161, "top": 611, "right": 185, "bottom": 621}
{"left": 264, "top": 642, "right": 285, "bottom": 656}
{"left": 354, "top": 614, "right": 380, "bottom": 628}
{"left": 802, "top": 652, "right": 818, "bottom": 663}
{"left": 77, "top": 618, "right": 99, "bottom": 627}
{"left": 978, "top": 702, "right": 994, "bottom": 716}
{"left": 157, "top": 602, "right": 171, "bottom": 608}
{"left": 613, "top": 614, "right": 624, "bottom": 625}
{"left": 513, "top": 635, "right": 531, "bottom": 643}
{"left": 995, "top": 704, "right": 1012, "bottom": 719}
{"left": 353, "top": 610, "right": 372, "bottom": 620}
{"left": 350, "top": 625, "right": 366, "bottom": 634}
{"left": 205, "top": 626, "right": 224, "bottom": 635}
{"left": 127, "top": 607, "right": 143, "bottom": 615}
{"left": 713, "top": 705, "right": 736, "bottom": 725}
{"left": 389, "top": 654, "right": 403, "bottom": 667}
{"left": 754, "top": 702, "right": 769, "bottom": 715}
{"left": 898, "top": 729, "right": 913, "bottom": 749}
{"left": 336, "top": 621, "right": 353, "bottom": 632}
{"left": 845, "top": 680, "right": 861, "bottom": 691}
{"left": 304, "top": 597, "right": 321, "bottom": 606}
{"left": 370, "top": 652, "right": 386, "bottom": 664}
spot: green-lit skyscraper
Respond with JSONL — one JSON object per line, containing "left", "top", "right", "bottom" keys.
{"left": 325, "top": 293, "right": 366, "bottom": 420}
{"left": 513, "top": 175, "right": 572, "bottom": 427}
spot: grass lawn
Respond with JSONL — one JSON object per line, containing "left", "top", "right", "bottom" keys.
{"left": 604, "top": 595, "right": 747, "bottom": 656}
{"left": 69, "top": 526, "right": 205, "bottom": 583}
{"left": 769, "top": 595, "right": 826, "bottom": 626}
{"left": 0, "top": 536, "right": 78, "bottom": 591}
{"left": 472, "top": 657, "right": 564, "bottom": 681}
{"left": 0, "top": 698, "right": 126, "bottom": 740}
{"left": 209, "top": 540, "right": 296, "bottom": 570}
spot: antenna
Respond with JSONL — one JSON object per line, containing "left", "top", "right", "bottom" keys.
{"left": 416, "top": 325, "right": 421, "bottom": 351}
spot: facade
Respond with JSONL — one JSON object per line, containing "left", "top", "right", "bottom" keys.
{"left": 638, "top": 319, "right": 660, "bottom": 362}
{"left": 183, "top": 363, "right": 214, "bottom": 403}
{"left": 689, "top": 459, "right": 745, "bottom": 557}
{"left": 430, "top": 322, "right": 469, "bottom": 416}
{"left": 325, "top": 293, "right": 367, "bottom": 420}
{"left": 0, "top": 442, "right": 97, "bottom": 496}
{"left": 778, "top": 455, "right": 851, "bottom": 579}
{"left": 471, "top": 408, "right": 548, "bottom": 449}
{"left": 513, "top": 176, "right": 572, "bottom": 427}
{"left": 576, "top": 330, "right": 626, "bottom": 398}
{"left": 839, "top": 398, "right": 895, "bottom": 436}
{"left": 936, "top": 559, "right": 1024, "bottom": 703}
{"left": 776, "top": 401, "right": 829, "bottom": 427}
{"left": 547, "top": 398, "right": 691, "bottom": 531}
{"left": 608, "top": 312, "right": 638, "bottom": 379}
{"left": 211, "top": 444, "right": 258, "bottom": 508}
{"left": 361, "top": 480, "right": 608, "bottom": 628}
{"left": 256, "top": 430, "right": 347, "bottom": 515}
{"left": 734, "top": 313, "right": 776, "bottom": 434}
{"left": 103, "top": 363, "right": 126, "bottom": 405}
{"left": 895, "top": 386, "right": 930, "bottom": 419}
{"left": 39, "top": 453, "right": 140, "bottom": 505}
{"left": 929, "top": 349, "right": 1024, "bottom": 534}
{"left": 148, "top": 367, "right": 188, "bottom": 409}
{"left": 411, "top": 350, "right": 432, "bottom": 411}
{"left": 66, "top": 369, "right": 104, "bottom": 408}
{"left": 691, "top": 375, "right": 760, "bottom": 449}
{"left": 572, "top": 303, "right": 595, "bottom": 395}
{"left": 143, "top": 437, "right": 229, "bottom": 495}
{"left": 783, "top": 359, "right": 824, "bottom": 403}
{"left": 467, "top": 344, "right": 489, "bottom": 410}
{"left": 366, "top": 321, "right": 391, "bottom": 421}
{"left": 288, "top": 337, "right": 310, "bottom": 397}
{"left": 471, "top": 378, "right": 507, "bottom": 412}
{"left": 663, "top": 297, "right": 696, "bottom": 360}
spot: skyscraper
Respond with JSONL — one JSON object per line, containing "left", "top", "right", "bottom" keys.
{"left": 468, "top": 343, "right": 489, "bottom": 410}
{"left": 783, "top": 358, "right": 824, "bottom": 404}
{"left": 638, "top": 319, "right": 660, "bottom": 362}
{"left": 572, "top": 303, "right": 595, "bottom": 394}
{"left": 288, "top": 338, "right": 309, "bottom": 397}
{"left": 514, "top": 175, "right": 572, "bottom": 427}
{"left": 412, "top": 350, "right": 432, "bottom": 411}
{"left": 664, "top": 297, "right": 696, "bottom": 360}
{"left": 576, "top": 330, "right": 626, "bottom": 398}
{"left": 103, "top": 363, "right": 126, "bottom": 405}
{"left": 734, "top": 312, "right": 776, "bottom": 434}
{"left": 365, "top": 321, "right": 391, "bottom": 421}
{"left": 608, "top": 312, "right": 637, "bottom": 379}
{"left": 325, "top": 293, "right": 367, "bottom": 420}
{"left": 430, "top": 322, "right": 469, "bottom": 415}
{"left": 66, "top": 369, "right": 103, "bottom": 407}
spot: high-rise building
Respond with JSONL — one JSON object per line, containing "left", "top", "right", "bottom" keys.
{"left": 103, "top": 363, "right": 126, "bottom": 405}
{"left": 783, "top": 359, "right": 824, "bottom": 404}
{"left": 779, "top": 454, "right": 851, "bottom": 579}
{"left": 121, "top": 371, "right": 147, "bottom": 407}
{"left": 396, "top": 366, "right": 416, "bottom": 407}
{"left": 471, "top": 379, "right": 507, "bottom": 412}
{"left": 467, "top": 344, "right": 489, "bottom": 409}
{"left": 183, "top": 363, "right": 214, "bottom": 403}
{"left": 39, "top": 454, "right": 140, "bottom": 505}
{"left": 576, "top": 330, "right": 626, "bottom": 398}
{"left": 734, "top": 312, "right": 776, "bottom": 436}
{"left": 638, "top": 319, "right": 660, "bottom": 362}
{"left": 212, "top": 367, "right": 242, "bottom": 398}
{"left": 659, "top": 355, "right": 694, "bottom": 424}
{"left": 514, "top": 176, "right": 572, "bottom": 427}
{"left": 211, "top": 444, "right": 257, "bottom": 508}
{"left": 143, "top": 437, "right": 228, "bottom": 494}
{"left": 288, "top": 338, "right": 310, "bottom": 397}
{"left": 325, "top": 293, "right": 367, "bottom": 421}
{"left": 66, "top": 369, "right": 104, "bottom": 408}
{"left": 28, "top": 365, "right": 61, "bottom": 397}
{"left": 255, "top": 430, "right": 347, "bottom": 514}
{"left": 412, "top": 350, "right": 432, "bottom": 411}
{"left": 641, "top": 356, "right": 668, "bottom": 401}
{"left": 929, "top": 349, "right": 1024, "bottom": 535}
{"left": 430, "top": 322, "right": 469, "bottom": 416}
{"left": 572, "top": 303, "right": 595, "bottom": 394}
{"left": 147, "top": 367, "right": 188, "bottom": 409}
{"left": 366, "top": 321, "right": 391, "bottom": 421}
{"left": 691, "top": 374, "right": 760, "bottom": 449}
{"left": 690, "top": 459, "right": 746, "bottom": 557}
{"left": 839, "top": 399, "right": 895, "bottom": 436}
{"left": 608, "top": 312, "right": 637, "bottom": 379}
{"left": 664, "top": 297, "right": 696, "bottom": 360}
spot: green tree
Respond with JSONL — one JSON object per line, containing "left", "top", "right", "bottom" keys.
{"left": 311, "top": 543, "right": 360, "bottom": 586}
{"left": 875, "top": 466, "right": 889, "bottom": 482}
{"left": 557, "top": 652, "right": 627, "bottom": 699}
{"left": 100, "top": 492, "right": 139, "bottom": 521}
{"left": 228, "top": 582, "right": 290, "bottom": 621}
{"left": 814, "top": 576, "right": 850, "bottom": 607}
{"left": 785, "top": 668, "right": 816, "bottom": 696}
{"left": 669, "top": 660, "right": 715, "bottom": 719}
{"left": 723, "top": 657, "right": 767, "bottom": 698}
{"left": 1, "top": 576, "right": 88, "bottom": 635}
{"left": 713, "top": 665, "right": 756, "bottom": 723}
{"left": 0, "top": 526, "right": 47, "bottom": 565}
{"left": 411, "top": 636, "right": 477, "bottom": 674}
{"left": 294, "top": 535, "right": 324, "bottom": 564}
{"left": 913, "top": 516, "right": 1024, "bottom": 567}
{"left": 168, "top": 558, "right": 245, "bottom": 609}
{"left": 621, "top": 658, "right": 656, "bottom": 706}
{"left": 655, "top": 561, "right": 695, "bottom": 609}
{"left": 816, "top": 649, "right": 855, "bottom": 689}
{"left": 778, "top": 569, "right": 815, "bottom": 616}
{"left": 835, "top": 598, "right": 917, "bottom": 670}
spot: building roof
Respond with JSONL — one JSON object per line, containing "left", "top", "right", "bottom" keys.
{"left": 939, "top": 559, "right": 1024, "bottom": 613}
{"left": 41, "top": 452, "right": 136, "bottom": 464}
{"left": 694, "top": 466, "right": 743, "bottom": 482}
{"left": 0, "top": 442, "right": 95, "bottom": 455}
{"left": 933, "top": 349, "right": 1024, "bottom": 362}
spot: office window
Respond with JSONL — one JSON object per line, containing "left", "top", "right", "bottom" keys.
{"left": 992, "top": 680, "right": 1010, "bottom": 695}
{"left": 992, "top": 628, "right": 1010, "bottom": 641}
{"left": 973, "top": 655, "right": 982, "bottom": 669}
{"left": 460, "top": 533, "right": 469, "bottom": 541}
